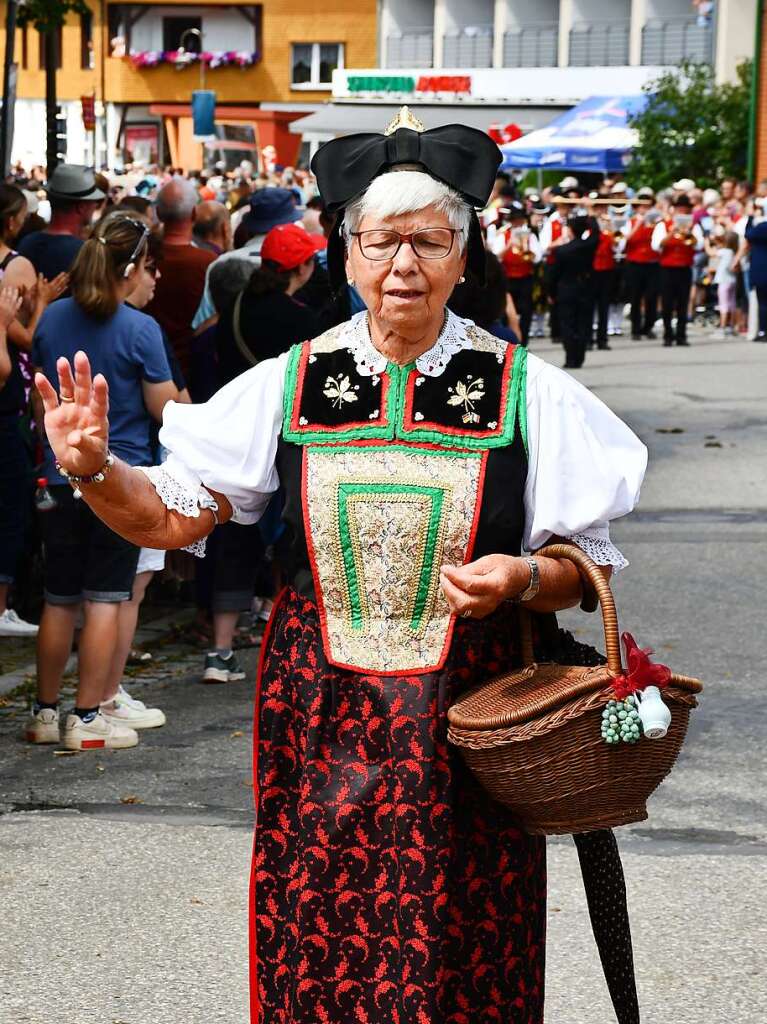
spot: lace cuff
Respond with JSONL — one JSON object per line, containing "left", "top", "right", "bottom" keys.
{"left": 139, "top": 465, "right": 217, "bottom": 558}
{"left": 565, "top": 530, "right": 629, "bottom": 572}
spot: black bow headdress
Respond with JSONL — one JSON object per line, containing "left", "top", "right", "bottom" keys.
{"left": 311, "top": 108, "right": 502, "bottom": 290}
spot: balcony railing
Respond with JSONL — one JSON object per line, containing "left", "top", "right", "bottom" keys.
{"left": 503, "top": 22, "right": 558, "bottom": 68}
{"left": 641, "top": 16, "right": 713, "bottom": 65}
{"left": 385, "top": 28, "right": 434, "bottom": 69}
{"left": 569, "top": 19, "right": 630, "bottom": 66}
{"left": 442, "top": 25, "right": 493, "bottom": 68}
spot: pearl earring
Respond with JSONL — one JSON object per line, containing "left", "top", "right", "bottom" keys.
{"left": 348, "top": 278, "right": 355, "bottom": 286}
{"left": 459, "top": 275, "right": 466, "bottom": 283}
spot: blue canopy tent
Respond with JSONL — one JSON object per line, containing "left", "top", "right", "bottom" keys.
{"left": 500, "top": 94, "right": 648, "bottom": 174}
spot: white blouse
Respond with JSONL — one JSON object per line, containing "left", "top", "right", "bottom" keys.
{"left": 147, "top": 312, "right": 647, "bottom": 568}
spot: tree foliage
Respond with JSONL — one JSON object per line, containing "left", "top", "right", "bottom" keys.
{"left": 17, "top": 0, "right": 89, "bottom": 33}
{"left": 627, "top": 59, "right": 752, "bottom": 191}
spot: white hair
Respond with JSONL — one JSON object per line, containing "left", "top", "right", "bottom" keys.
{"left": 342, "top": 170, "right": 471, "bottom": 250}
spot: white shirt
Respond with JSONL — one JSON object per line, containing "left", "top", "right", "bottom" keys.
{"left": 149, "top": 311, "right": 648, "bottom": 569}
{"left": 538, "top": 211, "right": 565, "bottom": 253}
{"left": 490, "top": 225, "right": 543, "bottom": 264}
{"left": 651, "top": 219, "right": 705, "bottom": 253}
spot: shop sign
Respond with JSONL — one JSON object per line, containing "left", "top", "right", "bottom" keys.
{"left": 346, "top": 74, "right": 472, "bottom": 95}
{"left": 488, "top": 122, "right": 522, "bottom": 145}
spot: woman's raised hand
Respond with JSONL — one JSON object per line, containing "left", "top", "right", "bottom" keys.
{"left": 34, "top": 351, "right": 110, "bottom": 477}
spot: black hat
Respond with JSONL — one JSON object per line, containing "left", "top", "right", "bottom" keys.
{"left": 311, "top": 106, "right": 501, "bottom": 213}
{"left": 504, "top": 200, "right": 527, "bottom": 219}
{"left": 312, "top": 106, "right": 502, "bottom": 291}
{"left": 44, "top": 163, "right": 106, "bottom": 202}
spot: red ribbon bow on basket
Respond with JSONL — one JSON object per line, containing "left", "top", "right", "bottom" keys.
{"left": 612, "top": 632, "right": 672, "bottom": 700}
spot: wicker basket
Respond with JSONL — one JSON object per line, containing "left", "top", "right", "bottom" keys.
{"left": 447, "top": 543, "right": 703, "bottom": 835}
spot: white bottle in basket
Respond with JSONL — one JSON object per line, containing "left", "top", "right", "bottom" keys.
{"left": 636, "top": 686, "right": 671, "bottom": 739}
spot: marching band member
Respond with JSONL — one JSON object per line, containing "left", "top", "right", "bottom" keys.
{"left": 623, "top": 187, "right": 661, "bottom": 339}
{"left": 651, "top": 194, "right": 704, "bottom": 347}
{"left": 497, "top": 200, "right": 542, "bottom": 344}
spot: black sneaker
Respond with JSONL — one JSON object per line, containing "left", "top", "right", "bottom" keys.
{"left": 202, "top": 652, "right": 247, "bottom": 684}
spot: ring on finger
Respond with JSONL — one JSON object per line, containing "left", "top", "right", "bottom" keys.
{"left": 462, "top": 608, "right": 473, "bottom": 618}
{"left": 60, "top": 394, "right": 75, "bottom": 403}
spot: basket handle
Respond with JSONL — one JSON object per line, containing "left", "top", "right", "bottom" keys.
{"left": 519, "top": 543, "right": 624, "bottom": 676}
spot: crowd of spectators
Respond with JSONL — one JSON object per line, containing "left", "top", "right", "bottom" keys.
{"left": 1, "top": 153, "right": 764, "bottom": 748}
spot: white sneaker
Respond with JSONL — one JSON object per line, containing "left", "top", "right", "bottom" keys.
{"left": 0, "top": 609, "right": 39, "bottom": 636}
{"left": 25, "top": 706, "right": 60, "bottom": 744}
{"left": 63, "top": 711, "right": 139, "bottom": 750}
{"left": 100, "top": 685, "right": 166, "bottom": 730}
{"left": 251, "top": 596, "right": 274, "bottom": 623}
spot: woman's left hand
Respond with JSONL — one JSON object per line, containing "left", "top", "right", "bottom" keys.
{"left": 440, "top": 554, "right": 528, "bottom": 619}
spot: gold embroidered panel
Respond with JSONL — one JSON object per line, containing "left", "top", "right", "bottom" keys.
{"left": 303, "top": 444, "right": 486, "bottom": 675}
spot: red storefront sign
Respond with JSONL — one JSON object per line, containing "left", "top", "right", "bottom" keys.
{"left": 488, "top": 122, "right": 522, "bottom": 145}
{"left": 415, "top": 75, "right": 471, "bottom": 93}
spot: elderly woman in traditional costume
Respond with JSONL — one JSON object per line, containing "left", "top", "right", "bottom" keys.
{"left": 36, "top": 110, "right": 646, "bottom": 1022}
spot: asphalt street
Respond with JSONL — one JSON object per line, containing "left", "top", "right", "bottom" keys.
{"left": 1, "top": 326, "right": 765, "bottom": 1023}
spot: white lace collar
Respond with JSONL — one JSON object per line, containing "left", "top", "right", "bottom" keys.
{"left": 341, "top": 309, "right": 474, "bottom": 378}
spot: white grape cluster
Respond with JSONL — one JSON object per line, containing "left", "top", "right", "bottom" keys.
{"left": 601, "top": 695, "right": 643, "bottom": 745}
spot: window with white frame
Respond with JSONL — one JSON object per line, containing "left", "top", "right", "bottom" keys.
{"left": 291, "top": 42, "right": 344, "bottom": 89}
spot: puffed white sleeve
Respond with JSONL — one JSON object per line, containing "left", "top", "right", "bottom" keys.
{"left": 139, "top": 351, "right": 289, "bottom": 556}
{"left": 523, "top": 354, "right": 648, "bottom": 571}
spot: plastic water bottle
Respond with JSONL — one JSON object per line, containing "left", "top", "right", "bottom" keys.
{"left": 636, "top": 686, "right": 672, "bottom": 739}
{"left": 34, "top": 477, "right": 56, "bottom": 512}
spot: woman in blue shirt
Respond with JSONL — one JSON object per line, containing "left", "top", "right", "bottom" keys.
{"left": 27, "top": 211, "right": 176, "bottom": 751}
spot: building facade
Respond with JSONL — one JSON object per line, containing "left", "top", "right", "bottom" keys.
{"left": 1, "top": 0, "right": 378, "bottom": 170}
{"left": 291, "top": 0, "right": 756, "bottom": 146}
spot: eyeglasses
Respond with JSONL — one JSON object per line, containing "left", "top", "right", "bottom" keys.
{"left": 351, "top": 228, "right": 459, "bottom": 261}
{"left": 125, "top": 222, "right": 150, "bottom": 266}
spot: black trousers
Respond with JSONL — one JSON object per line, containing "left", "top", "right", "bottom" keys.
{"left": 755, "top": 282, "right": 767, "bottom": 334}
{"left": 660, "top": 265, "right": 692, "bottom": 343}
{"left": 559, "top": 275, "right": 595, "bottom": 368}
{"left": 592, "top": 269, "right": 615, "bottom": 344}
{"left": 544, "top": 262, "right": 560, "bottom": 339}
{"left": 0, "top": 414, "right": 30, "bottom": 586}
{"left": 507, "top": 276, "right": 534, "bottom": 344}
{"left": 626, "top": 260, "right": 659, "bottom": 335}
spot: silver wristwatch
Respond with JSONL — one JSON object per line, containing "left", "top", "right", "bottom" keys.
{"left": 513, "top": 557, "right": 540, "bottom": 603}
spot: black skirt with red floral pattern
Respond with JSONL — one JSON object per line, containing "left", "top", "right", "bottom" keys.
{"left": 250, "top": 588, "right": 546, "bottom": 1024}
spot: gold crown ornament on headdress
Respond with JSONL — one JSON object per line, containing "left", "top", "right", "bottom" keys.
{"left": 384, "top": 106, "right": 426, "bottom": 136}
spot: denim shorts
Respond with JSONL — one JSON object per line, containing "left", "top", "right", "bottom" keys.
{"left": 40, "top": 486, "right": 139, "bottom": 604}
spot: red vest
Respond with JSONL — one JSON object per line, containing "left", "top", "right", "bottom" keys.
{"left": 625, "top": 217, "right": 657, "bottom": 264}
{"left": 659, "top": 218, "right": 696, "bottom": 268}
{"left": 545, "top": 216, "right": 563, "bottom": 264}
{"left": 593, "top": 231, "right": 616, "bottom": 272}
{"left": 502, "top": 242, "right": 535, "bottom": 279}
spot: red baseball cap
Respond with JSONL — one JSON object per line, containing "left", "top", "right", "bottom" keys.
{"left": 260, "top": 223, "right": 321, "bottom": 271}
